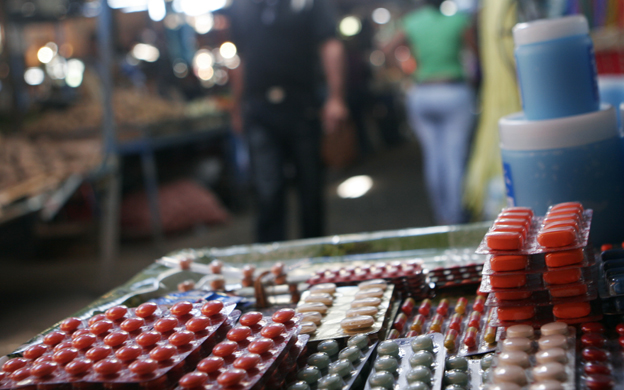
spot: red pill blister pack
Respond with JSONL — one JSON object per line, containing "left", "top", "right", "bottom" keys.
{"left": 176, "top": 308, "right": 303, "bottom": 390}
{"left": 0, "top": 301, "right": 238, "bottom": 389}
{"left": 476, "top": 206, "right": 592, "bottom": 255}
{"left": 478, "top": 263, "right": 597, "bottom": 293}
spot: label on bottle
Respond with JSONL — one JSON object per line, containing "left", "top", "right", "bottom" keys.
{"left": 503, "top": 162, "right": 516, "bottom": 207}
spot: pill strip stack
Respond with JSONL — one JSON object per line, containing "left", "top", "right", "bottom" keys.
{"left": 478, "top": 203, "right": 602, "bottom": 327}
{"left": 577, "top": 321, "right": 619, "bottom": 390}
{"left": 428, "top": 263, "right": 484, "bottom": 290}
{"left": 295, "top": 280, "right": 394, "bottom": 341}
{"left": 0, "top": 301, "right": 238, "bottom": 390}
{"left": 482, "top": 321, "right": 576, "bottom": 390}
{"left": 599, "top": 248, "right": 624, "bottom": 315}
{"left": 176, "top": 308, "right": 303, "bottom": 390}
{"left": 306, "top": 260, "right": 427, "bottom": 297}
{"left": 286, "top": 335, "right": 377, "bottom": 390}
{"left": 389, "top": 296, "right": 495, "bottom": 356}
{"left": 364, "top": 335, "right": 446, "bottom": 390}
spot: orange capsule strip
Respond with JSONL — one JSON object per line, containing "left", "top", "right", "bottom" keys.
{"left": 537, "top": 226, "right": 577, "bottom": 248}
{"left": 486, "top": 231, "right": 524, "bottom": 251}
{"left": 553, "top": 301, "right": 591, "bottom": 319}
{"left": 545, "top": 248, "right": 584, "bottom": 268}
{"left": 490, "top": 255, "right": 528, "bottom": 272}
{"left": 497, "top": 306, "right": 535, "bottom": 321}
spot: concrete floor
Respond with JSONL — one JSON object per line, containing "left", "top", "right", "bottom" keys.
{"left": 0, "top": 141, "right": 435, "bottom": 356}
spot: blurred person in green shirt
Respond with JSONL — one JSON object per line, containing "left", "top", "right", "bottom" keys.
{"left": 385, "top": 0, "right": 476, "bottom": 225}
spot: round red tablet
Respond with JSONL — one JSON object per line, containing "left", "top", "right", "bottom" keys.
{"left": 248, "top": 338, "right": 274, "bottom": 354}
{"left": 585, "top": 374, "right": 614, "bottom": 390}
{"left": 227, "top": 326, "right": 252, "bottom": 342}
{"left": 169, "top": 330, "right": 195, "bottom": 347}
{"left": 129, "top": 359, "right": 158, "bottom": 376}
{"left": 23, "top": 344, "right": 48, "bottom": 360}
{"left": 154, "top": 317, "right": 178, "bottom": 333}
{"left": 10, "top": 367, "right": 30, "bottom": 381}
{"left": 30, "top": 361, "right": 58, "bottom": 377}
{"left": 585, "top": 362, "right": 611, "bottom": 376}
{"left": 217, "top": 368, "right": 246, "bottom": 387}
{"left": 583, "top": 347, "right": 608, "bottom": 362}
{"left": 135, "top": 302, "right": 158, "bottom": 318}
{"left": 53, "top": 348, "right": 78, "bottom": 365}
{"left": 233, "top": 353, "right": 261, "bottom": 370}
{"left": 44, "top": 331, "right": 66, "bottom": 346}
{"left": 149, "top": 345, "right": 177, "bottom": 362}
{"left": 105, "top": 306, "right": 128, "bottom": 321}
{"left": 94, "top": 359, "right": 122, "bottom": 376}
{"left": 121, "top": 318, "right": 145, "bottom": 332}
{"left": 240, "top": 312, "right": 263, "bottom": 326}
{"left": 64, "top": 358, "right": 92, "bottom": 376}
{"left": 90, "top": 320, "right": 114, "bottom": 336}
{"left": 185, "top": 316, "right": 210, "bottom": 333}
{"left": 72, "top": 334, "right": 97, "bottom": 350}
{"left": 582, "top": 333, "right": 607, "bottom": 348}
{"left": 201, "top": 301, "right": 224, "bottom": 317}
{"left": 136, "top": 331, "right": 161, "bottom": 347}
{"left": 260, "top": 323, "right": 285, "bottom": 339}
{"left": 104, "top": 331, "right": 129, "bottom": 347}
{"left": 272, "top": 308, "right": 295, "bottom": 323}
{"left": 60, "top": 317, "right": 83, "bottom": 333}
{"left": 85, "top": 346, "right": 112, "bottom": 362}
{"left": 171, "top": 302, "right": 193, "bottom": 317}
{"left": 197, "top": 356, "right": 224, "bottom": 373}
{"left": 3, "top": 358, "right": 28, "bottom": 373}
{"left": 212, "top": 341, "right": 238, "bottom": 357}
{"left": 115, "top": 345, "right": 142, "bottom": 362}
{"left": 179, "top": 372, "right": 208, "bottom": 388}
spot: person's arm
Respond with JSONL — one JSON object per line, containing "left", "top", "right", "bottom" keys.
{"left": 320, "top": 38, "right": 348, "bottom": 135}
{"left": 229, "top": 59, "right": 245, "bottom": 135}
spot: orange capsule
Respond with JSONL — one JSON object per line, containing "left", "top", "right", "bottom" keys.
{"left": 212, "top": 341, "right": 238, "bottom": 357}
{"left": 464, "top": 326, "right": 478, "bottom": 347}
{"left": 154, "top": 317, "right": 178, "bottom": 333}
{"left": 484, "top": 326, "right": 497, "bottom": 344}
{"left": 90, "top": 320, "right": 113, "bottom": 336}
{"left": 495, "top": 291, "right": 532, "bottom": 301}
{"left": 10, "top": 367, "right": 31, "bottom": 381}
{"left": 490, "top": 274, "right": 527, "bottom": 289}
{"left": 455, "top": 297, "right": 468, "bottom": 315}
{"left": 497, "top": 306, "right": 535, "bottom": 321}
{"left": 239, "top": 312, "right": 263, "bottom": 326}
{"left": 86, "top": 345, "right": 113, "bottom": 361}
{"left": 228, "top": 326, "right": 253, "bottom": 342}
{"left": 553, "top": 301, "right": 591, "bottom": 319}
{"left": 248, "top": 338, "right": 274, "bottom": 354}
{"left": 261, "top": 323, "right": 285, "bottom": 339}
{"left": 23, "top": 344, "right": 48, "bottom": 360}
{"left": 272, "top": 308, "right": 295, "bottom": 323}
{"left": 129, "top": 359, "right": 158, "bottom": 376}
{"left": 104, "top": 331, "right": 129, "bottom": 347}
{"left": 538, "top": 226, "right": 577, "bottom": 248}
{"left": 217, "top": 368, "right": 246, "bottom": 387}
{"left": 544, "top": 212, "right": 582, "bottom": 226}
{"left": 393, "top": 313, "right": 407, "bottom": 332}
{"left": 410, "top": 314, "right": 425, "bottom": 333}
{"left": 30, "top": 361, "right": 58, "bottom": 378}
{"left": 495, "top": 217, "right": 531, "bottom": 231}
{"left": 72, "top": 334, "right": 97, "bottom": 350}
{"left": 114, "top": 345, "right": 141, "bottom": 362}
{"left": 551, "top": 202, "right": 583, "bottom": 213}
{"left": 169, "top": 330, "right": 195, "bottom": 346}
{"left": 88, "top": 314, "right": 107, "bottom": 326}
{"left": 402, "top": 298, "right": 416, "bottom": 316}
{"left": 429, "top": 314, "right": 444, "bottom": 332}
{"left": 490, "top": 255, "right": 528, "bottom": 272}
{"left": 3, "top": 358, "right": 28, "bottom": 373}
{"left": 120, "top": 317, "right": 144, "bottom": 332}
{"left": 149, "top": 345, "right": 177, "bottom": 362}
{"left": 93, "top": 359, "right": 122, "bottom": 376}
{"left": 136, "top": 331, "right": 161, "bottom": 347}
{"left": 444, "top": 329, "right": 458, "bottom": 350}
{"left": 44, "top": 331, "right": 66, "bottom": 346}
{"left": 485, "top": 231, "right": 523, "bottom": 251}
{"left": 543, "top": 267, "right": 582, "bottom": 285}
{"left": 64, "top": 358, "right": 92, "bottom": 376}
{"left": 545, "top": 249, "right": 584, "bottom": 268}
{"left": 233, "top": 353, "right": 261, "bottom": 370}
{"left": 491, "top": 225, "right": 527, "bottom": 240}
{"left": 549, "top": 283, "right": 588, "bottom": 298}
{"left": 186, "top": 316, "right": 211, "bottom": 333}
